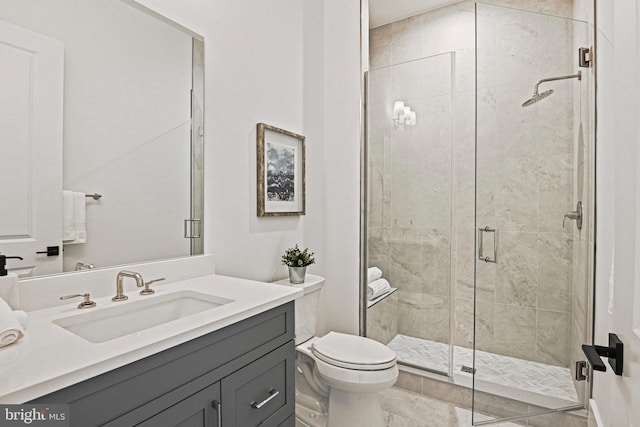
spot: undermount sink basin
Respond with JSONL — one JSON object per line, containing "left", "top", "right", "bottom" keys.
{"left": 53, "top": 290, "right": 233, "bottom": 343}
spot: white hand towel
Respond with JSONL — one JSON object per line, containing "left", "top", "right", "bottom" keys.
{"left": 367, "top": 267, "right": 383, "bottom": 284}
{"left": 367, "top": 278, "right": 391, "bottom": 300}
{"left": 62, "top": 190, "right": 76, "bottom": 241}
{"left": 0, "top": 297, "right": 24, "bottom": 347}
{"left": 13, "top": 310, "right": 27, "bottom": 329}
{"left": 72, "top": 191, "right": 87, "bottom": 244}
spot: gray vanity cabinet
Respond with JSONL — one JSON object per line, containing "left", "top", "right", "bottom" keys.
{"left": 30, "top": 302, "right": 295, "bottom": 427}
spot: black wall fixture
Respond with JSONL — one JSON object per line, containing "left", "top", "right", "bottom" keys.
{"left": 582, "top": 333, "right": 624, "bottom": 376}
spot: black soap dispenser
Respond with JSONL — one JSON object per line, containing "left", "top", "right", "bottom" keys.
{"left": 0, "top": 254, "right": 23, "bottom": 276}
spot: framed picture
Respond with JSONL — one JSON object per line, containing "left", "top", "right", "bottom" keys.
{"left": 257, "top": 123, "right": 306, "bottom": 216}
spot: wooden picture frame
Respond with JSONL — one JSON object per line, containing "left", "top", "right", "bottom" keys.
{"left": 257, "top": 123, "right": 306, "bottom": 217}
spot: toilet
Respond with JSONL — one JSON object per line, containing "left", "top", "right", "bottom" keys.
{"left": 278, "top": 275, "right": 398, "bottom": 427}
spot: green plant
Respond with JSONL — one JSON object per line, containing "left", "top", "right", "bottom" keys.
{"left": 281, "top": 244, "right": 316, "bottom": 267}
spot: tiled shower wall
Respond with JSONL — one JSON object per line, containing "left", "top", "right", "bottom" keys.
{"left": 368, "top": 0, "right": 587, "bottom": 369}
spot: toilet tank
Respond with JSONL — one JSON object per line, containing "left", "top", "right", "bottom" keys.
{"left": 274, "top": 274, "right": 325, "bottom": 345}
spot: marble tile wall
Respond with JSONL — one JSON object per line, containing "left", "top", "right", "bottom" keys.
{"left": 367, "top": 291, "right": 398, "bottom": 344}
{"left": 368, "top": 0, "right": 588, "bottom": 371}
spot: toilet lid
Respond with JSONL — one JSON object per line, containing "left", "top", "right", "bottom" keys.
{"left": 311, "top": 332, "right": 397, "bottom": 371}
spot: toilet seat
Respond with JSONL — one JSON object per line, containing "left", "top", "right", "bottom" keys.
{"left": 311, "top": 332, "right": 397, "bottom": 371}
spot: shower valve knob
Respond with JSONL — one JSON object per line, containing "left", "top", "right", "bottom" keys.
{"left": 562, "top": 201, "right": 583, "bottom": 230}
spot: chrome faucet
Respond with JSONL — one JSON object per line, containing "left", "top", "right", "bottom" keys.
{"left": 112, "top": 270, "right": 144, "bottom": 302}
{"left": 75, "top": 262, "right": 95, "bottom": 271}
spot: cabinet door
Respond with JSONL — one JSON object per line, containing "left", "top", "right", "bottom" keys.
{"left": 136, "top": 382, "right": 221, "bottom": 427}
{"left": 222, "top": 342, "right": 294, "bottom": 427}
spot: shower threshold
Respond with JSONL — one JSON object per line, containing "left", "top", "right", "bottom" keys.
{"left": 388, "top": 334, "right": 580, "bottom": 408}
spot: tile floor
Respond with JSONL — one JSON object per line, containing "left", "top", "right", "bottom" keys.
{"left": 381, "top": 387, "right": 521, "bottom": 427}
{"left": 388, "top": 335, "right": 578, "bottom": 404}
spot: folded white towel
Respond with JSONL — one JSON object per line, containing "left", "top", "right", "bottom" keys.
{"left": 367, "top": 278, "right": 391, "bottom": 301}
{"left": 73, "top": 191, "right": 87, "bottom": 243}
{"left": 367, "top": 267, "right": 383, "bottom": 284}
{"left": 62, "top": 190, "right": 76, "bottom": 241}
{"left": 0, "top": 297, "right": 24, "bottom": 347}
{"left": 13, "top": 310, "right": 27, "bottom": 329}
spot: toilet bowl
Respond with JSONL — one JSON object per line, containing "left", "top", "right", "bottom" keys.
{"left": 297, "top": 333, "right": 398, "bottom": 427}
{"left": 275, "top": 275, "right": 398, "bottom": 427}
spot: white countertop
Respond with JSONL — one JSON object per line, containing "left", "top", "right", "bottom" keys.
{"left": 0, "top": 274, "right": 302, "bottom": 403}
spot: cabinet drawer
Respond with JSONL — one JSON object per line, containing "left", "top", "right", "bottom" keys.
{"left": 222, "top": 341, "right": 294, "bottom": 427}
{"left": 135, "top": 382, "right": 221, "bottom": 427}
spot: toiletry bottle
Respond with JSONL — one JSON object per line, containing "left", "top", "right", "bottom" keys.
{"left": 0, "top": 254, "right": 23, "bottom": 276}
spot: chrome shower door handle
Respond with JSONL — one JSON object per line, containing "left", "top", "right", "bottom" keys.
{"left": 478, "top": 226, "right": 498, "bottom": 263}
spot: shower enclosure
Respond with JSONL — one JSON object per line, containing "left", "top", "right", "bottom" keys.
{"left": 364, "top": 1, "right": 593, "bottom": 425}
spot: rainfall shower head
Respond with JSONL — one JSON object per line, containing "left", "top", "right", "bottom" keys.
{"left": 521, "top": 89, "right": 554, "bottom": 107}
{"left": 521, "top": 70, "right": 582, "bottom": 108}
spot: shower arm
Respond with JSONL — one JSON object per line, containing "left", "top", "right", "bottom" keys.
{"left": 534, "top": 71, "right": 582, "bottom": 94}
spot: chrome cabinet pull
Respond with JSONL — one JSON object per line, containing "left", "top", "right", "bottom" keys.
{"left": 250, "top": 388, "right": 279, "bottom": 409}
{"left": 212, "top": 400, "right": 221, "bottom": 426}
{"left": 478, "top": 226, "right": 498, "bottom": 263}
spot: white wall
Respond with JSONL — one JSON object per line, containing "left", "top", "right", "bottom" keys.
{"left": 133, "top": 0, "right": 362, "bottom": 334}
{"left": 592, "top": 0, "right": 640, "bottom": 425}
{"left": 316, "top": 0, "right": 362, "bottom": 335}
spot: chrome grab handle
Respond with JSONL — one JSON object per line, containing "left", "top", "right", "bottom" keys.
{"left": 250, "top": 388, "right": 280, "bottom": 409}
{"left": 212, "top": 400, "right": 221, "bottom": 426}
{"left": 478, "top": 226, "right": 498, "bottom": 263}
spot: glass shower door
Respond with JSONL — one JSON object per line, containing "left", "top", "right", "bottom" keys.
{"left": 365, "top": 53, "right": 454, "bottom": 376}
{"left": 472, "top": 3, "right": 591, "bottom": 424}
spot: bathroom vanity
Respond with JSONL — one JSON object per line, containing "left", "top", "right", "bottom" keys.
{"left": 32, "top": 302, "right": 295, "bottom": 426}
{"left": 1, "top": 257, "right": 302, "bottom": 427}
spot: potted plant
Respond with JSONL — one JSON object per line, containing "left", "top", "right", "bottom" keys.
{"left": 281, "top": 244, "right": 315, "bottom": 284}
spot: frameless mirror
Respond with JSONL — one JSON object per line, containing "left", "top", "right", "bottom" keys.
{"left": 0, "top": 0, "right": 204, "bottom": 278}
